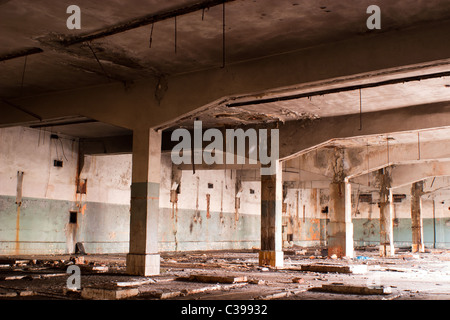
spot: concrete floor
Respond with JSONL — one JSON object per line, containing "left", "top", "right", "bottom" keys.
{"left": 0, "top": 248, "right": 449, "bottom": 301}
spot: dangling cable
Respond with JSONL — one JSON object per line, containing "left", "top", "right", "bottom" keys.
{"left": 86, "top": 42, "right": 110, "bottom": 81}
{"left": 386, "top": 137, "right": 390, "bottom": 165}
{"left": 20, "top": 55, "right": 28, "bottom": 97}
{"left": 359, "top": 88, "right": 363, "bottom": 131}
{"left": 417, "top": 132, "right": 421, "bottom": 160}
{"left": 174, "top": 16, "right": 177, "bottom": 54}
{"left": 149, "top": 23, "right": 154, "bottom": 48}
{"left": 222, "top": 1, "right": 226, "bottom": 68}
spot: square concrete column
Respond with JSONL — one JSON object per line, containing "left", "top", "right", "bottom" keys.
{"left": 411, "top": 181, "right": 425, "bottom": 253}
{"left": 259, "top": 160, "right": 283, "bottom": 267}
{"left": 327, "top": 180, "right": 354, "bottom": 258}
{"left": 126, "top": 129, "right": 162, "bottom": 276}
{"left": 378, "top": 169, "right": 395, "bottom": 257}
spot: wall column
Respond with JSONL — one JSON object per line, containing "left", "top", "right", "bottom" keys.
{"left": 126, "top": 129, "right": 162, "bottom": 276}
{"left": 411, "top": 181, "right": 425, "bottom": 253}
{"left": 327, "top": 149, "right": 353, "bottom": 258}
{"left": 259, "top": 160, "right": 284, "bottom": 267}
{"left": 327, "top": 180, "right": 354, "bottom": 258}
{"left": 378, "top": 168, "right": 395, "bottom": 257}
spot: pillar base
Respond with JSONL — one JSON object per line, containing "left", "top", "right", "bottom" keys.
{"left": 411, "top": 244, "right": 424, "bottom": 253}
{"left": 327, "top": 221, "right": 354, "bottom": 258}
{"left": 379, "top": 244, "right": 395, "bottom": 257}
{"left": 126, "top": 253, "right": 160, "bottom": 276}
{"left": 259, "top": 251, "right": 284, "bottom": 268}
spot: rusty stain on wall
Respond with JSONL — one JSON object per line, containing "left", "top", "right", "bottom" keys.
{"left": 206, "top": 194, "right": 211, "bottom": 219}
{"left": 235, "top": 197, "right": 240, "bottom": 223}
{"left": 309, "top": 219, "right": 321, "bottom": 241}
{"left": 15, "top": 171, "right": 24, "bottom": 255}
{"left": 220, "top": 181, "right": 225, "bottom": 224}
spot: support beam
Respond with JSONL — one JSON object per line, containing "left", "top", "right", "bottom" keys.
{"left": 259, "top": 160, "right": 283, "bottom": 268}
{"left": 60, "top": 0, "right": 237, "bottom": 46}
{"left": 411, "top": 181, "right": 425, "bottom": 253}
{"left": 378, "top": 169, "right": 395, "bottom": 257}
{"left": 126, "top": 129, "right": 162, "bottom": 276}
{"left": 352, "top": 160, "right": 450, "bottom": 189}
{"left": 289, "top": 138, "right": 450, "bottom": 181}
{"left": 280, "top": 103, "right": 450, "bottom": 160}
{"left": 326, "top": 150, "right": 354, "bottom": 258}
{"left": 327, "top": 180, "right": 354, "bottom": 258}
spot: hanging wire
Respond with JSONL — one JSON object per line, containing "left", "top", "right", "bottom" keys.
{"left": 54, "top": 137, "right": 59, "bottom": 160}
{"left": 359, "top": 88, "right": 363, "bottom": 131}
{"left": 174, "top": 16, "right": 177, "bottom": 54}
{"left": 222, "top": 1, "right": 226, "bottom": 68}
{"left": 386, "top": 137, "right": 390, "bottom": 165}
{"left": 149, "top": 23, "right": 154, "bottom": 48}
{"left": 86, "top": 42, "right": 110, "bottom": 81}
{"left": 417, "top": 132, "right": 421, "bottom": 160}
{"left": 20, "top": 55, "right": 28, "bottom": 97}
{"left": 367, "top": 142, "right": 370, "bottom": 187}
{"left": 60, "top": 139, "right": 68, "bottom": 161}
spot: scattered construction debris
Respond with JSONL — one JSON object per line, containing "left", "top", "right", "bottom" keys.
{"left": 292, "top": 277, "right": 305, "bottom": 284}
{"left": 0, "top": 248, "right": 448, "bottom": 300}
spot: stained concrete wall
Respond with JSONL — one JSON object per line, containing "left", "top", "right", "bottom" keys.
{"left": 282, "top": 180, "right": 450, "bottom": 249}
{"left": 0, "top": 127, "right": 78, "bottom": 254}
{"left": 351, "top": 181, "right": 450, "bottom": 249}
{"left": 3, "top": 126, "right": 447, "bottom": 255}
{"left": 158, "top": 153, "right": 260, "bottom": 252}
{"left": 282, "top": 188, "right": 328, "bottom": 248}
{"left": 0, "top": 127, "right": 260, "bottom": 255}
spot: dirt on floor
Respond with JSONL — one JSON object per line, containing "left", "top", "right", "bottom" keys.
{"left": 0, "top": 247, "right": 449, "bottom": 300}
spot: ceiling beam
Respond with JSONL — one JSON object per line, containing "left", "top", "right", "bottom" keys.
{"left": 227, "top": 70, "right": 450, "bottom": 108}
{"left": 0, "top": 47, "right": 43, "bottom": 63}
{"left": 61, "top": 0, "right": 236, "bottom": 46}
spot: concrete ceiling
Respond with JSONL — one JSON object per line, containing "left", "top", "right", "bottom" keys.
{"left": 2, "top": 0, "right": 450, "bottom": 138}
{"left": 2, "top": 0, "right": 450, "bottom": 99}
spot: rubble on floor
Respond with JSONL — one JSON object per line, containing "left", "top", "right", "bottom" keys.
{"left": 0, "top": 248, "right": 449, "bottom": 300}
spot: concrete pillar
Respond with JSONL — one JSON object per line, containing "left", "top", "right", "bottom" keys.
{"left": 388, "top": 188, "right": 395, "bottom": 253}
{"left": 411, "top": 181, "right": 425, "bottom": 253}
{"left": 126, "top": 129, "right": 162, "bottom": 276}
{"left": 378, "top": 169, "right": 395, "bottom": 257}
{"left": 259, "top": 160, "right": 284, "bottom": 267}
{"left": 344, "top": 181, "right": 354, "bottom": 258}
{"left": 327, "top": 179, "right": 354, "bottom": 258}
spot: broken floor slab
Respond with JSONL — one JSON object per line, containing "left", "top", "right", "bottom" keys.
{"left": 116, "top": 278, "right": 156, "bottom": 287}
{"left": 81, "top": 287, "right": 139, "bottom": 300}
{"left": 176, "top": 274, "right": 248, "bottom": 284}
{"left": 309, "top": 284, "right": 392, "bottom": 295}
{"left": 1, "top": 250, "right": 449, "bottom": 300}
{"left": 298, "top": 264, "right": 368, "bottom": 274}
